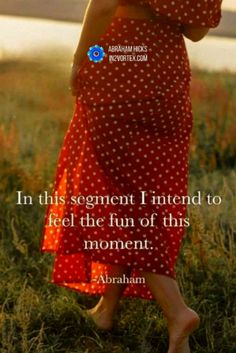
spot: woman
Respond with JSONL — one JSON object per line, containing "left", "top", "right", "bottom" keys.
{"left": 41, "top": 0, "right": 222, "bottom": 352}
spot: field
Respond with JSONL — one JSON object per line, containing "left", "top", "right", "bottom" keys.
{"left": 0, "top": 53, "right": 236, "bottom": 353}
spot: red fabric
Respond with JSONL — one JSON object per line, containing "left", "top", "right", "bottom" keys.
{"left": 40, "top": 1, "right": 221, "bottom": 300}
{"left": 120, "top": 0, "right": 222, "bottom": 27}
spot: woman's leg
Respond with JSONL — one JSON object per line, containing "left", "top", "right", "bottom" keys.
{"left": 86, "top": 264, "right": 131, "bottom": 330}
{"left": 140, "top": 271, "right": 200, "bottom": 353}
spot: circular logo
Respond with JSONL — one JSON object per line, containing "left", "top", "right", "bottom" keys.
{"left": 87, "top": 45, "right": 105, "bottom": 63}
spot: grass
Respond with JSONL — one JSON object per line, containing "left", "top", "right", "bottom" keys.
{"left": 0, "top": 54, "right": 236, "bottom": 353}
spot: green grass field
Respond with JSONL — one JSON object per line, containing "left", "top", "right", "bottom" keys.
{"left": 0, "top": 55, "right": 236, "bottom": 353}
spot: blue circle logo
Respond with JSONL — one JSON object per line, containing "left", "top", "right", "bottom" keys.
{"left": 87, "top": 45, "right": 105, "bottom": 63}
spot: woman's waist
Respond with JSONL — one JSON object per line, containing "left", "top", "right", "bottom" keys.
{"left": 114, "top": 4, "right": 157, "bottom": 20}
{"left": 114, "top": 4, "right": 182, "bottom": 27}
{"left": 112, "top": 7, "right": 181, "bottom": 36}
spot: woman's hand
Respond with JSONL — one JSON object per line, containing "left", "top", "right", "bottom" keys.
{"left": 69, "top": 63, "right": 81, "bottom": 97}
{"left": 69, "top": 0, "right": 119, "bottom": 97}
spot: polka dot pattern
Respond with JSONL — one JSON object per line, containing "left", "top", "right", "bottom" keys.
{"left": 39, "top": 8, "right": 219, "bottom": 300}
{"left": 120, "top": 0, "right": 222, "bottom": 28}
{"left": 77, "top": 17, "right": 191, "bottom": 106}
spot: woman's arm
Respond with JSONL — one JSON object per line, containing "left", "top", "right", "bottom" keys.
{"left": 181, "top": 25, "right": 210, "bottom": 42}
{"left": 73, "top": 0, "right": 119, "bottom": 67}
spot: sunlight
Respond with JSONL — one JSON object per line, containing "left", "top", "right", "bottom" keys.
{"left": 223, "top": 0, "right": 236, "bottom": 11}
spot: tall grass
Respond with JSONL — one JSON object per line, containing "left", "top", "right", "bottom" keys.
{"left": 0, "top": 56, "right": 236, "bottom": 353}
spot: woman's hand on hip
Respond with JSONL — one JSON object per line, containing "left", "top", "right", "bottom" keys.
{"left": 69, "top": 64, "right": 81, "bottom": 97}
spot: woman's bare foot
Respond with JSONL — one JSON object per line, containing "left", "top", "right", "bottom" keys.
{"left": 167, "top": 308, "right": 200, "bottom": 353}
{"left": 84, "top": 297, "right": 114, "bottom": 330}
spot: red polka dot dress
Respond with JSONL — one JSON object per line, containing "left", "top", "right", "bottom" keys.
{"left": 40, "top": 0, "right": 222, "bottom": 300}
